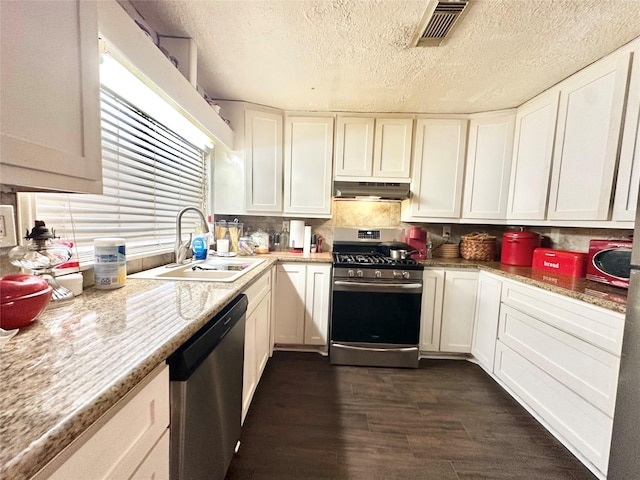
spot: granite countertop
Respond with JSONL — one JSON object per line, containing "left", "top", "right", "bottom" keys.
{"left": 419, "top": 257, "right": 628, "bottom": 314}
{"left": 0, "top": 250, "right": 625, "bottom": 479}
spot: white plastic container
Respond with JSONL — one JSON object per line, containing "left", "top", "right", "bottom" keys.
{"left": 56, "top": 272, "right": 83, "bottom": 296}
{"left": 94, "top": 238, "right": 126, "bottom": 289}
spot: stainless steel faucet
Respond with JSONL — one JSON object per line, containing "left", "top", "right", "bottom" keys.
{"left": 175, "top": 207, "right": 210, "bottom": 264}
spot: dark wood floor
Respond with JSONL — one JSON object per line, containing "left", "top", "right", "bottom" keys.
{"left": 226, "top": 352, "right": 598, "bottom": 480}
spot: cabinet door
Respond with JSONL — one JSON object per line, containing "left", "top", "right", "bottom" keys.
{"left": 440, "top": 270, "right": 478, "bottom": 353}
{"left": 463, "top": 113, "right": 515, "bottom": 219}
{"left": 255, "top": 292, "right": 272, "bottom": 380}
{"left": 411, "top": 119, "right": 467, "bottom": 218}
{"left": 242, "top": 307, "right": 257, "bottom": 423}
{"left": 471, "top": 272, "right": 502, "bottom": 372}
{"left": 284, "top": 116, "right": 334, "bottom": 216}
{"left": 0, "top": 0, "right": 102, "bottom": 193}
{"left": 274, "top": 264, "right": 306, "bottom": 344}
{"left": 419, "top": 269, "right": 445, "bottom": 351}
{"left": 373, "top": 118, "right": 413, "bottom": 179}
{"left": 245, "top": 108, "right": 283, "bottom": 212}
{"left": 613, "top": 50, "right": 640, "bottom": 221}
{"left": 548, "top": 53, "right": 631, "bottom": 220}
{"left": 334, "top": 116, "right": 375, "bottom": 178}
{"left": 43, "top": 365, "right": 169, "bottom": 480}
{"left": 507, "top": 91, "right": 559, "bottom": 220}
{"left": 304, "top": 265, "right": 331, "bottom": 345}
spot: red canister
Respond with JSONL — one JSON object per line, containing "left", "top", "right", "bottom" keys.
{"left": 501, "top": 229, "right": 541, "bottom": 266}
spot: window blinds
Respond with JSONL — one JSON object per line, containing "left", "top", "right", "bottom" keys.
{"left": 36, "top": 87, "right": 208, "bottom": 264}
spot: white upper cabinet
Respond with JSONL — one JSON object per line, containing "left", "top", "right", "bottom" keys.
{"left": 334, "top": 116, "right": 413, "bottom": 181}
{"left": 0, "top": 0, "right": 102, "bottom": 193}
{"left": 613, "top": 47, "right": 640, "bottom": 221}
{"left": 334, "top": 116, "right": 375, "bottom": 177}
{"left": 409, "top": 118, "right": 468, "bottom": 219}
{"left": 507, "top": 90, "right": 560, "bottom": 220}
{"left": 283, "top": 116, "right": 334, "bottom": 216}
{"left": 373, "top": 118, "right": 413, "bottom": 179}
{"left": 245, "top": 108, "right": 284, "bottom": 213}
{"left": 462, "top": 112, "right": 516, "bottom": 219}
{"left": 547, "top": 53, "right": 631, "bottom": 221}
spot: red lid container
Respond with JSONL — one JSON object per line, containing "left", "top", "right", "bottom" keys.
{"left": 501, "top": 229, "right": 541, "bottom": 266}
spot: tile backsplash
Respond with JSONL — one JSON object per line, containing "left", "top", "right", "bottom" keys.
{"left": 1, "top": 190, "right": 634, "bottom": 276}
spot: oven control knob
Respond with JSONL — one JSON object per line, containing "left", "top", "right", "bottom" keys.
{"left": 348, "top": 269, "right": 354, "bottom": 277}
{"left": 356, "top": 269, "right": 364, "bottom": 278}
{"left": 402, "top": 271, "right": 410, "bottom": 279}
{"left": 374, "top": 270, "right": 382, "bottom": 278}
{"left": 393, "top": 270, "right": 402, "bottom": 278}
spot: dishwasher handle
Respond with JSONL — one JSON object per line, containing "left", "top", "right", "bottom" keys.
{"left": 167, "top": 294, "right": 248, "bottom": 381}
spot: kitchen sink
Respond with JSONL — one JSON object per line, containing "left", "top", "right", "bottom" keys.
{"left": 129, "top": 257, "right": 266, "bottom": 283}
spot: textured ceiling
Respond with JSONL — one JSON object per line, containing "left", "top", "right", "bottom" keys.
{"left": 129, "top": 0, "right": 640, "bottom": 114}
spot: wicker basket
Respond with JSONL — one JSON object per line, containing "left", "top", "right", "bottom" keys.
{"left": 460, "top": 232, "right": 496, "bottom": 261}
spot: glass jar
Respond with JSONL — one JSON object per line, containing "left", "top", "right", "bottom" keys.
{"left": 237, "top": 236, "right": 254, "bottom": 256}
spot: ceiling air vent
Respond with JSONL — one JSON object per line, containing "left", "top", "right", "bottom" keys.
{"left": 410, "top": 0, "right": 469, "bottom": 47}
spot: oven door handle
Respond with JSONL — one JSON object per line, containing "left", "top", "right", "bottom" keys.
{"left": 333, "top": 280, "right": 422, "bottom": 290}
{"left": 332, "top": 343, "right": 418, "bottom": 353}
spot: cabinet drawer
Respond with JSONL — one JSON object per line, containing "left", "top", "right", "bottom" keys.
{"left": 130, "top": 429, "right": 169, "bottom": 480}
{"left": 244, "top": 269, "right": 271, "bottom": 312}
{"left": 499, "top": 304, "right": 619, "bottom": 415}
{"left": 501, "top": 279, "right": 624, "bottom": 355}
{"left": 494, "top": 342, "right": 612, "bottom": 475}
{"left": 40, "top": 364, "right": 169, "bottom": 480}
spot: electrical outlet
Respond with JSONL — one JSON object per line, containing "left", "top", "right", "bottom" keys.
{"left": 442, "top": 226, "right": 451, "bottom": 238}
{"left": 0, "top": 205, "right": 18, "bottom": 247}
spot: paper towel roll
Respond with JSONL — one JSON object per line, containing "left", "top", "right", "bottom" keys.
{"left": 290, "top": 220, "right": 305, "bottom": 249}
{"left": 303, "top": 226, "right": 312, "bottom": 255}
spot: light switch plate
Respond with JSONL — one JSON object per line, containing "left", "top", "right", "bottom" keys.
{"left": 0, "top": 205, "right": 18, "bottom": 247}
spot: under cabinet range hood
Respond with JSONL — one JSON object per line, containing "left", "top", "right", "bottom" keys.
{"left": 333, "top": 181, "right": 411, "bottom": 200}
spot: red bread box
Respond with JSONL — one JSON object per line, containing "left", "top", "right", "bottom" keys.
{"left": 531, "top": 248, "right": 587, "bottom": 278}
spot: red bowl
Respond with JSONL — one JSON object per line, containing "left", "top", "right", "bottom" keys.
{"left": 1, "top": 274, "right": 52, "bottom": 329}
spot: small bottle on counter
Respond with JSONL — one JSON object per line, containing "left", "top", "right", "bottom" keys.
{"left": 280, "top": 225, "right": 289, "bottom": 252}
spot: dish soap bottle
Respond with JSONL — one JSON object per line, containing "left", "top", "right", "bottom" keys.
{"left": 191, "top": 229, "right": 208, "bottom": 260}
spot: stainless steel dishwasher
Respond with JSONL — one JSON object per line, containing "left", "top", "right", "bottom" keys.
{"left": 167, "top": 294, "right": 247, "bottom": 480}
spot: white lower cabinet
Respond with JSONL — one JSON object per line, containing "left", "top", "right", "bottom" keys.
{"left": 242, "top": 269, "right": 273, "bottom": 423}
{"left": 440, "top": 270, "right": 479, "bottom": 353}
{"left": 419, "top": 269, "right": 445, "bottom": 351}
{"left": 420, "top": 269, "right": 478, "bottom": 354}
{"left": 470, "top": 271, "right": 502, "bottom": 372}
{"left": 274, "top": 263, "right": 331, "bottom": 346}
{"left": 494, "top": 342, "right": 613, "bottom": 475}
{"left": 492, "top": 277, "right": 624, "bottom": 477}
{"left": 34, "top": 364, "right": 169, "bottom": 480}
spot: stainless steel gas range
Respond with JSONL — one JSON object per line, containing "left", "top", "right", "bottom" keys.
{"left": 330, "top": 228, "right": 424, "bottom": 368}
